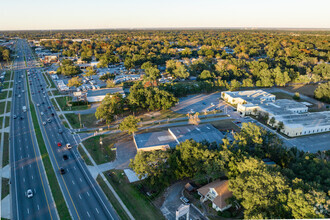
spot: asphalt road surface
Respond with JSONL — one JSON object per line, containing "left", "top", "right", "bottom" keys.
{"left": 21, "top": 40, "right": 119, "bottom": 219}
{"left": 10, "top": 40, "right": 58, "bottom": 220}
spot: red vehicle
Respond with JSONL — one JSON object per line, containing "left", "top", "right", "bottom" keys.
{"left": 57, "top": 142, "right": 62, "bottom": 147}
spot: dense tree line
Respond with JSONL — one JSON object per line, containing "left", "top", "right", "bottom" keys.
{"left": 314, "top": 81, "right": 330, "bottom": 103}
{"left": 0, "top": 46, "right": 11, "bottom": 62}
{"left": 130, "top": 123, "right": 330, "bottom": 219}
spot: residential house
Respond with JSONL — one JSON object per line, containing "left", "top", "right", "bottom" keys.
{"left": 197, "top": 179, "right": 233, "bottom": 212}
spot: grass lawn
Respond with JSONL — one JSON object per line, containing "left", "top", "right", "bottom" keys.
{"left": 2, "top": 82, "right": 10, "bottom": 90}
{"left": 4, "top": 117, "right": 10, "bottom": 128}
{"left": 210, "top": 119, "right": 240, "bottom": 132}
{"left": 0, "top": 92, "right": 7, "bottom": 100}
{"left": 4, "top": 71, "right": 11, "bottom": 81}
{"left": 82, "top": 134, "right": 117, "bottom": 164}
{"left": 65, "top": 113, "right": 97, "bottom": 129}
{"left": 138, "top": 109, "right": 185, "bottom": 122}
{"left": 5, "top": 101, "right": 11, "bottom": 113}
{"left": 0, "top": 117, "right": 3, "bottom": 129}
{"left": 282, "top": 84, "right": 318, "bottom": 98}
{"left": 1, "top": 178, "right": 10, "bottom": 199}
{"left": 8, "top": 91, "right": 12, "bottom": 98}
{"left": 56, "top": 96, "right": 90, "bottom": 111}
{"left": 0, "top": 102, "right": 5, "bottom": 114}
{"left": 271, "top": 92, "right": 298, "bottom": 100}
{"left": 96, "top": 175, "right": 131, "bottom": 220}
{"left": 104, "top": 170, "right": 165, "bottom": 220}
{"left": 2, "top": 133, "right": 9, "bottom": 167}
{"left": 51, "top": 90, "right": 61, "bottom": 96}
{"left": 62, "top": 121, "right": 70, "bottom": 129}
{"left": 77, "top": 145, "right": 93, "bottom": 166}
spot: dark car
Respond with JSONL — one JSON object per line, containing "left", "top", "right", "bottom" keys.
{"left": 20, "top": 116, "right": 24, "bottom": 120}
{"left": 51, "top": 113, "right": 55, "bottom": 117}
{"left": 48, "top": 106, "right": 51, "bottom": 109}
{"left": 58, "top": 129, "right": 63, "bottom": 134}
{"left": 59, "top": 168, "right": 66, "bottom": 175}
{"left": 63, "top": 154, "right": 69, "bottom": 160}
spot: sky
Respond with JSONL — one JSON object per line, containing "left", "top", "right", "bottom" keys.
{"left": 1, "top": 0, "right": 330, "bottom": 30}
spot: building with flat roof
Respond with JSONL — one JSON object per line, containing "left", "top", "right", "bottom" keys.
{"left": 85, "top": 87, "right": 125, "bottom": 102}
{"left": 133, "top": 124, "right": 225, "bottom": 151}
{"left": 221, "top": 90, "right": 330, "bottom": 137}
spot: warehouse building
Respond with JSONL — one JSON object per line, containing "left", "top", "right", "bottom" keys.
{"left": 221, "top": 90, "right": 330, "bottom": 137}
{"left": 133, "top": 124, "right": 225, "bottom": 151}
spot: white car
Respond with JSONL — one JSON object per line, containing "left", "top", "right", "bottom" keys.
{"left": 26, "top": 189, "right": 33, "bottom": 198}
{"left": 37, "top": 103, "right": 40, "bottom": 107}
{"left": 66, "top": 143, "right": 72, "bottom": 149}
{"left": 41, "top": 112, "right": 44, "bottom": 116}
{"left": 43, "top": 121, "right": 46, "bottom": 125}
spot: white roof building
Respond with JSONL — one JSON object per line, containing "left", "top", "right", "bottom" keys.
{"left": 221, "top": 90, "right": 330, "bottom": 137}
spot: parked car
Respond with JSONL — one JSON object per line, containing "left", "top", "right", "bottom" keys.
{"left": 180, "top": 196, "right": 190, "bottom": 204}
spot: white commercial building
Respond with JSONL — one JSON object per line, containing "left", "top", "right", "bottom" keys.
{"left": 221, "top": 90, "right": 330, "bottom": 137}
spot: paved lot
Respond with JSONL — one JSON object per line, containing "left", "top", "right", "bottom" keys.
{"left": 287, "top": 132, "right": 330, "bottom": 153}
{"left": 171, "top": 92, "right": 225, "bottom": 114}
{"left": 161, "top": 181, "right": 206, "bottom": 220}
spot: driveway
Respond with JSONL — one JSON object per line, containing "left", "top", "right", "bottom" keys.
{"left": 97, "top": 140, "right": 137, "bottom": 173}
{"left": 161, "top": 181, "right": 207, "bottom": 220}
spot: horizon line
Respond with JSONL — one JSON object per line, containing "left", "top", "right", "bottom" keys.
{"left": 1, "top": 27, "right": 330, "bottom": 32}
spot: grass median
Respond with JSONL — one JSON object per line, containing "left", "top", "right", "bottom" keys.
{"left": 104, "top": 170, "right": 165, "bottom": 220}
{"left": 82, "top": 135, "right": 116, "bottom": 164}
{"left": 26, "top": 71, "right": 71, "bottom": 220}
{"left": 1, "top": 178, "right": 10, "bottom": 199}
{"left": 96, "top": 175, "right": 130, "bottom": 220}
{"left": 2, "top": 133, "right": 9, "bottom": 167}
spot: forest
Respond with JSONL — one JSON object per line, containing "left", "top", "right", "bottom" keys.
{"left": 2, "top": 30, "right": 329, "bottom": 102}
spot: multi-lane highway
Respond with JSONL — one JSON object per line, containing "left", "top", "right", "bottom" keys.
{"left": 20, "top": 40, "right": 119, "bottom": 219}
{"left": 10, "top": 40, "right": 58, "bottom": 220}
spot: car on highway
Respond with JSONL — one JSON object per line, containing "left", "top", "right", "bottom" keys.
{"left": 20, "top": 116, "right": 24, "bottom": 120}
{"left": 18, "top": 94, "right": 21, "bottom": 98}
{"left": 13, "top": 115, "right": 17, "bottom": 119}
{"left": 42, "top": 121, "right": 46, "bottom": 125}
{"left": 26, "top": 189, "right": 33, "bottom": 198}
{"left": 37, "top": 103, "right": 40, "bottom": 107}
{"left": 58, "top": 129, "right": 63, "bottom": 134}
{"left": 66, "top": 143, "right": 72, "bottom": 149}
{"left": 51, "top": 113, "right": 55, "bottom": 117}
{"left": 63, "top": 154, "right": 69, "bottom": 160}
{"left": 57, "top": 142, "right": 62, "bottom": 147}
{"left": 47, "top": 118, "right": 51, "bottom": 123}
{"left": 41, "top": 112, "right": 44, "bottom": 116}
{"left": 48, "top": 106, "right": 51, "bottom": 109}
{"left": 59, "top": 168, "right": 66, "bottom": 175}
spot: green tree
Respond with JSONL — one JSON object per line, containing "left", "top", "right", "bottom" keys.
{"left": 229, "top": 158, "right": 291, "bottom": 219}
{"left": 67, "top": 76, "right": 82, "bottom": 88}
{"left": 95, "top": 93, "right": 124, "bottom": 124}
{"left": 119, "top": 115, "right": 140, "bottom": 135}
{"left": 269, "top": 117, "right": 276, "bottom": 127}
{"left": 198, "top": 70, "right": 215, "bottom": 80}
{"left": 84, "top": 66, "right": 96, "bottom": 77}
{"left": 293, "top": 92, "right": 300, "bottom": 100}
{"left": 106, "top": 79, "right": 115, "bottom": 88}
{"left": 314, "top": 81, "right": 330, "bottom": 103}
{"left": 173, "top": 65, "right": 189, "bottom": 79}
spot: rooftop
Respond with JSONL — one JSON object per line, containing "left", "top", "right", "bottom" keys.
{"left": 169, "top": 124, "right": 225, "bottom": 144}
{"left": 134, "top": 131, "right": 177, "bottom": 150}
{"left": 86, "top": 87, "right": 124, "bottom": 97}
{"left": 225, "top": 90, "right": 275, "bottom": 103}
{"left": 278, "top": 111, "right": 330, "bottom": 128}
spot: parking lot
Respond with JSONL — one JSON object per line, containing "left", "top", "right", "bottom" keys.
{"left": 171, "top": 92, "right": 233, "bottom": 114}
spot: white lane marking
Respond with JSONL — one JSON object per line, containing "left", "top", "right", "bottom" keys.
{"left": 37, "top": 205, "right": 40, "bottom": 210}
{"left": 27, "top": 208, "right": 29, "bottom": 214}
{"left": 72, "top": 180, "right": 75, "bottom": 185}
{"left": 31, "top": 175, "right": 34, "bottom": 180}
{"left": 20, "top": 156, "right": 22, "bottom": 159}
{"left": 21, "top": 167, "right": 23, "bottom": 170}
{"left": 29, "top": 164, "right": 31, "bottom": 168}
{"left": 73, "top": 166, "right": 76, "bottom": 170}
{"left": 86, "top": 191, "right": 90, "bottom": 197}
{"left": 78, "top": 194, "right": 82, "bottom": 199}
{"left": 20, "top": 147, "right": 22, "bottom": 151}
{"left": 23, "top": 178, "right": 25, "bottom": 182}
{"left": 87, "top": 211, "right": 90, "bottom": 218}
{"left": 95, "top": 208, "right": 99, "bottom": 214}
{"left": 79, "top": 178, "right": 82, "bottom": 182}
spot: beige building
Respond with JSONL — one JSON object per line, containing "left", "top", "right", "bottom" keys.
{"left": 197, "top": 180, "right": 233, "bottom": 212}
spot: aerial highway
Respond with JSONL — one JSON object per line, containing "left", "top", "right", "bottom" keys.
{"left": 10, "top": 40, "right": 58, "bottom": 220}
{"left": 21, "top": 40, "right": 119, "bottom": 220}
